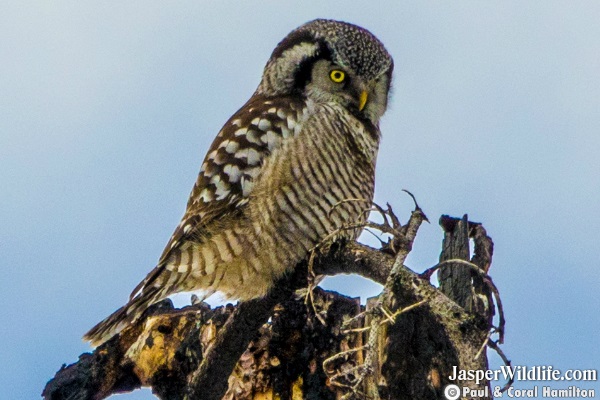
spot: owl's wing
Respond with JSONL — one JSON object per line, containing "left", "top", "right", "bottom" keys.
{"left": 129, "top": 96, "right": 305, "bottom": 300}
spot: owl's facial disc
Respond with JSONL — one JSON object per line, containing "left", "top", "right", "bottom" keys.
{"left": 305, "top": 59, "right": 369, "bottom": 115}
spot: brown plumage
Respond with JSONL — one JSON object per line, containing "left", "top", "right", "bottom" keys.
{"left": 84, "top": 19, "right": 393, "bottom": 346}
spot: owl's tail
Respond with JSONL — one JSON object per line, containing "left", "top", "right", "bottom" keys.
{"left": 83, "top": 287, "right": 160, "bottom": 346}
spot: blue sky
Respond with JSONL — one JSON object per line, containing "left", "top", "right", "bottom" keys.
{"left": 1, "top": 2, "right": 598, "bottom": 399}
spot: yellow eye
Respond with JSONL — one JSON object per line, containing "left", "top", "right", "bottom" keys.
{"left": 329, "top": 69, "right": 345, "bottom": 83}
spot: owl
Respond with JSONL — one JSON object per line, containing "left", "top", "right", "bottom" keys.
{"left": 84, "top": 19, "right": 393, "bottom": 345}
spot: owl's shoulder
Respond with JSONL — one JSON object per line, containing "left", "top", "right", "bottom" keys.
{"left": 157, "top": 95, "right": 308, "bottom": 264}
{"left": 191, "top": 94, "right": 306, "bottom": 202}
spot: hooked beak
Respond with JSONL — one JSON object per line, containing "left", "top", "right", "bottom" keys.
{"left": 358, "top": 90, "right": 368, "bottom": 111}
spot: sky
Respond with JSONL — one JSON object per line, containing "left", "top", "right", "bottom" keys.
{"left": 1, "top": 2, "right": 599, "bottom": 399}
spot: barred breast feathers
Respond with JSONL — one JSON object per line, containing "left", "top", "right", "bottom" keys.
{"left": 247, "top": 100, "right": 379, "bottom": 249}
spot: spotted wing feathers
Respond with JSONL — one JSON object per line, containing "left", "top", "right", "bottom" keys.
{"left": 84, "top": 96, "right": 305, "bottom": 345}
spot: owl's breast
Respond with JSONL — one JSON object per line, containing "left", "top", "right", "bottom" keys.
{"left": 245, "top": 101, "right": 379, "bottom": 261}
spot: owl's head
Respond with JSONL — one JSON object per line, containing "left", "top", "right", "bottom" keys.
{"left": 257, "top": 19, "right": 393, "bottom": 125}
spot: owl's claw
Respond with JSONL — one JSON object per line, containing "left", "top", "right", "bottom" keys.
{"left": 366, "top": 192, "right": 428, "bottom": 255}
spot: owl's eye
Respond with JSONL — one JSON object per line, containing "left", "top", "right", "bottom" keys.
{"left": 329, "top": 70, "right": 346, "bottom": 83}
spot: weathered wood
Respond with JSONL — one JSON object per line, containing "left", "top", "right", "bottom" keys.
{"left": 439, "top": 214, "right": 473, "bottom": 310}
{"left": 185, "top": 264, "right": 310, "bottom": 400}
{"left": 437, "top": 214, "right": 496, "bottom": 399}
{"left": 43, "top": 288, "right": 365, "bottom": 400}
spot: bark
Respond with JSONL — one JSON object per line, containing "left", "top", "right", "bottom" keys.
{"left": 43, "top": 213, "right": 503, "bottom": 400}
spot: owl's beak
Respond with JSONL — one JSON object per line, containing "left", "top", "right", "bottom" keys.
{"left": 358, "top": 91, "right": 368, "bottom": 111}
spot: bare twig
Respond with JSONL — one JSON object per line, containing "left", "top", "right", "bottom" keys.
{"left": 325, "top": 202, "right": 429, "bottom": 400}
{"left": 323, "top": 345, "right": 370, "bottom": 371}
{"left": 474, "top": 331, "right": 493, "bottom": 360}
{"left": 488, "top": 340, "right": 514, "bottom": 392}
{"left": 419, "top": 258, "right": 505, "bottom": 343}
